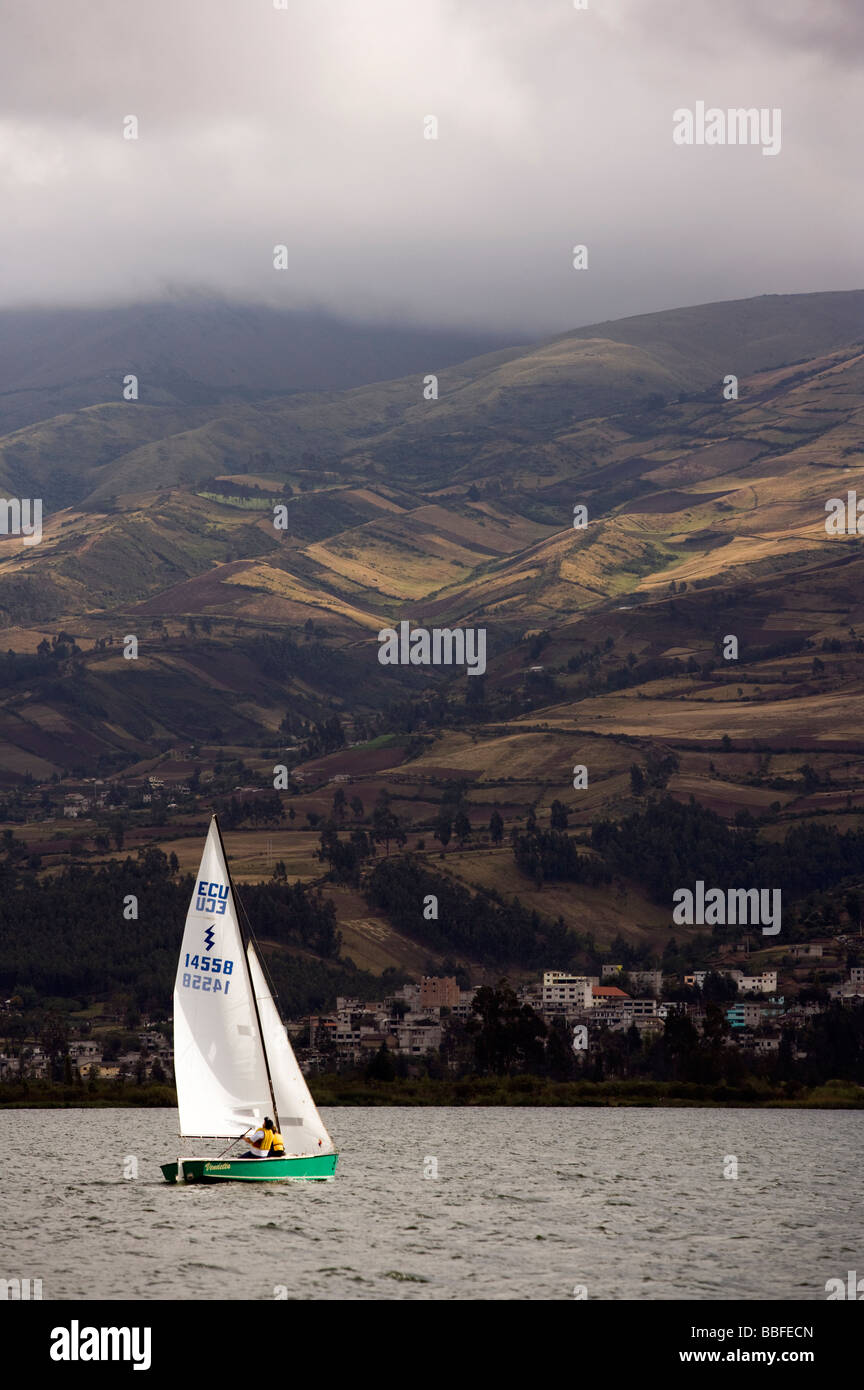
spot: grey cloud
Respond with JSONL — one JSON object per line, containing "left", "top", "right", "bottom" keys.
{"left": 0, "top": 0, "right": 860, "bottom": 333}
{"left": 634, "top": 0, "right": 864, "bottom": 66}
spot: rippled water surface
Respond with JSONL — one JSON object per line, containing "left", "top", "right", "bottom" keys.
{"left": 2, "top": 1107, "right": 861, "bottom": 1300}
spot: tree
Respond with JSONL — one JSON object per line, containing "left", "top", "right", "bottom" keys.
{"left": 625, "top": 1023, "right": 642, "bottom": 1055}
{"left": 434, "top": 816, "right": 452, "bottom": 849}
{"left": 799, "top": 764, "right": 820, "bottom": 795}
{"left": 453, "top": 810, "right": 471, "bottom": 847}
{"left": 365, "top": 1042, "right": 396, "bottom": 1082}
{"left": 630, "top": 764, "right": 645, "bottom": 796}
{"left": 467, "top": 981, "right": 547, "bottom": 1075}
{"left": 844, "top": 889, "right": 862, "bottom": 935}
{"left": 372, "top": 791, "right": 404, "bottom": 857}
{"left": 489, "top": 810, "right": 504, "bottom": 845}
{"left": 545, "top": 1016, "right": 576, "bottom": 1080}
{"left": 660, "top": 1012, "right": 701, "bottom": 1080}
{"left": 550, "top": 800, "right": 568, "bottom": 830}
{"left": 702, "top": 970, "right": 738, "bottom": 1003}
{"left": 645, "top": 749, "right": 679, "bottom": 789}
{"left": 39, "top": 1013, "right": 69, "bottom": 1080}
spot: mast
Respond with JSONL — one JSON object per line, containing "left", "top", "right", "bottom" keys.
{"left": 212, "top": 813, "right": 280, "bottom": 1131}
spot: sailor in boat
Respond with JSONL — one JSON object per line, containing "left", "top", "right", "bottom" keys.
{"left": 241, "top": 1118, "right": 275, "bottom": 1159}
{"left": 269, "top": 1125, "right": 285, "bottom": 1158}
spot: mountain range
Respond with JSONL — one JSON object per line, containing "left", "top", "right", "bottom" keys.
{"left": 1, "top": 286, "right": 863, "bottom": 961}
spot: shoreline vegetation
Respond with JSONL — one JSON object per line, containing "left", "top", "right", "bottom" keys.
{"left": 1, "top": 1076, "right": 862, "bottom": 1109}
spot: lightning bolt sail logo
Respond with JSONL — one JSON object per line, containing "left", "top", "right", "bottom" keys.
{"left": 203, "top": 926, "right": 215, "bottom": 952}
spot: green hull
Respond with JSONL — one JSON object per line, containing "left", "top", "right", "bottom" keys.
{"left": 161, "top": 1153, "right": 338, "bottom": 1183}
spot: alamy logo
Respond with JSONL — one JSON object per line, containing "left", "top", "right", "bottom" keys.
{"left": 825, "top": 1270, "right": 864, "bottom": 1299}
{"left": 673, "top": 102, "right": 781, "bottom": 156}
{"left": 0, "top": 1277, "right": 42, "bottom": 1299}
{"left": 672, "top": 882, "right": 781, "bottom": 935}
{"left": 50, "top": 1321, "right": 151, "bottom": 1371}
{"left": 0, "top": 498, "right": 42, "bottom": 545}
{"left": 825, "top": 492, "right": 864, "bottom": 535}
{"left": 377, "top": 621, "right": 486, "bottom": 676}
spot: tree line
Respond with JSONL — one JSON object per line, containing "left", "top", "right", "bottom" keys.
{"left": 511, "top": 829, "right": 612, "bottom": 889}
{"left": 363, "top": 855, "right": 578, "bottom": 967}
{"left": 0, "top": 849, "right": 345, "bottom": 1015}
{"left": 590, "top": 798, "right": 864, "bottom": 906}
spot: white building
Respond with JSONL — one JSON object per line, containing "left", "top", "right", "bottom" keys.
{"left": 686, "top": 968, "right": 777, "bottom": 995}
{"left": 395, "top": 1016, "right": 442, "bottom": 1055}
{"left": 829, "top": 983, "right": 864, "bottom": 1002}
{"left": 737, "top": 971, "right": 778, "bottom": 995}
{"left": 541, "top": 972, "right": 595, "bottom": 1012}
{"left": 619, "top": 998, "right": 658, "bottom": 1019}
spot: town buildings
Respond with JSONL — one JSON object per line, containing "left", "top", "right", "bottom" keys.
{"left": 684, "top": 968, "right": 778, "bottom": 995}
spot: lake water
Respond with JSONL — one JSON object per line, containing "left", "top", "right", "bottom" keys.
{"left": 2, "top": 1107, "right": 861, "bottom": 1301}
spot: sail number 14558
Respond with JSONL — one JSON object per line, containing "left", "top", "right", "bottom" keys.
{"left": 181, "top": 955, "right": 235, "bottom": 994}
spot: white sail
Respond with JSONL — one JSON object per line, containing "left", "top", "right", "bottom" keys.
{"left": 247, "top": 941, "right": 335, "bottom": 1156}
{"left": 173, "top": 818, "right": 273, "bottom": 1137}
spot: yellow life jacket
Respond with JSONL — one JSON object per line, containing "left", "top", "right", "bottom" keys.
{"left": 270, "top": 1129, "right": 285, "bottom": 1155}
{"left": 249, "top": 1125, "right": 273, "bottom": 1155}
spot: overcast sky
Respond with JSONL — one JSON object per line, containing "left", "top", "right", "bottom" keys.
{"left": 0, "top": 0, "right": 861, "bottom": 333}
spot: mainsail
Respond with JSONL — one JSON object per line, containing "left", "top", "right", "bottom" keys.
{"left": 247, "top": 941, "right": 335, "bottom": 1156}
{"left": 173, "top": 818, "right": 273, "bottom": 1137}
{"left": 173, "top": 815, "right": 334, "bottom": 1158}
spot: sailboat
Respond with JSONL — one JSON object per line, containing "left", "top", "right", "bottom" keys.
{"left": 161, "top": 814, "right": 338, "bottom": 1182}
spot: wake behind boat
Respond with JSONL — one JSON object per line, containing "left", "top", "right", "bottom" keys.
{"left": 161, "top": 814, "right": 337, "bottom": 1183}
